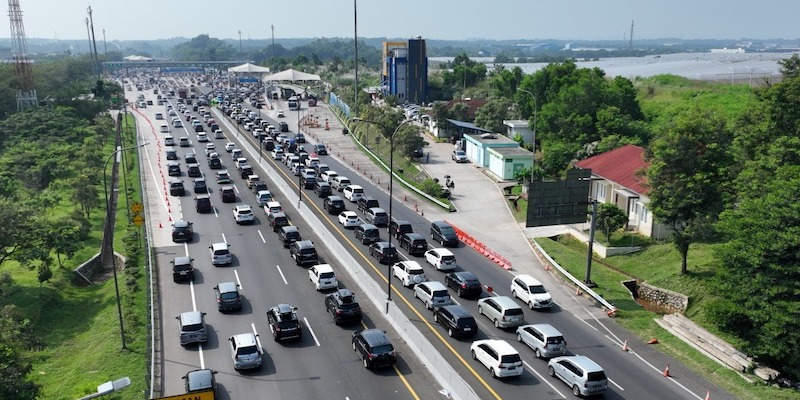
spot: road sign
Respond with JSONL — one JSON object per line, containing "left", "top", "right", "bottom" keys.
{"left": 132, "top": 215, "right": 144, "bottom": 227}
{"left": 152, "top": 390, "right": 215, "bottom": 400}
{"left": 131, "top": 202, "right": 144, "bottom": 213}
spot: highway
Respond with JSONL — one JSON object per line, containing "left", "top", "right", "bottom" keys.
{"left": 126, "top": 74, "right": 732, "bottom": 400}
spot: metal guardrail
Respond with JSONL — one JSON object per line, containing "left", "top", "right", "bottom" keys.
{"left": 531, "top": 239, "right": 617, "bottom": 314}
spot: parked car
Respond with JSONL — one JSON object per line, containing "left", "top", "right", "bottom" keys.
{"left": 171, "top": 220, "right": 193, "bottom": 242}
{"left": 290, "top": 240, "right": 318, "bottom": 266}
{"left": 195, "top": 195, "right": 212, "bottom": 213}
{"left": 452, "top": 149, "right": 468, "bottom": 163}
{"left": 324, "top": 288, "right": 362, "bottom": 325}
{"left": 369, "top": 241, "right": 398, "bottom": 264}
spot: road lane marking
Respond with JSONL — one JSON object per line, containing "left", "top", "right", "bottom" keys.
{"left": 607, "top": 377, "right": 624, "bottom": 391}
{"left": 234, "top": 269, "right": 242, "bottom": 290}
{"left": 392, "top": 364, "right": 421, "bottom": 400}
{"left": 522, "top": 360, "right": 564, "bottom": 398}
{"left": 303, "top": 317, "right": 320, "bottom": 347}
{"left": 258, "top": 229, "right": 266, "bottom": 243}
{"left": 275, "top": 265, "right": 288, "bottom": 285}
{"left": 221, "top": 233, "right": 227, "bottom": 243}
{"left": 189, "top": 279, "right": 205, "bottom": 369}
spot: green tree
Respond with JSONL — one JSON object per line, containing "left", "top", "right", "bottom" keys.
{"left": 73, "top": 171, "right": 100, "bottom": 219}
{"left": 596, "top": 203, "right": 628, "bottom": 244}
{"left": 474, "top": 97, "right": 512, "bottom": 133}
{"left": 0, "top": 305, "right": 41, "bottom": 400}
{"left": 646, "top": 109, "right": 734, "bottom": 274}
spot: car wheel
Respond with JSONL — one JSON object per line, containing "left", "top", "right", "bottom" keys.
{"left": 273, "top": 333, "right": 279, "bottom": 342}
{"left": 363, "top": 358, "right": 370, "bottom": 369}
{"left": 413, "top": 290, "right": 418, "bottom": 299}
{"left": 448, "top": 328, "right": 454, "bottom": 337}
{"left": 548, "top": 365, "right": 556, "bottom": 377}
{"left": 494, "top": 319, "right": 500, "bottom": 328}
{"left": 572, "top": 385, "right": 581, "bottom": 397}
{"left": 529, "top": 301, "right": 535, "bottom": 310}
{"left": 457, "top": 288, "right": 464, "bottom": 297}
{"left": 534, "top": 348, "right": 542, "bottom": 359}
{"left": 426, "top": 301, "right": 432, "bottom": 310}
{"left": 471, "top": 350, "right": 477, "bottom": 360}
{"left": 517, "top": 333, "right": 522, "bottom": 342}
{"left": 512, "top": 290, "right": 517, "bottom": 299}
{"left": 491, "top": 368, "right": 498, "bottom": 379}
{"left": 477, "top": 306, "right": 483, "bottom": 315}
{"left": 433, "top": 313, "right": 439, "bottom": 322}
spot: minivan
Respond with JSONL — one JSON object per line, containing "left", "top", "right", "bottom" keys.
{"left": 517, "top": 324, "right": 567, "bottom": 359}
{"left": 548, "top": 355, "right": 608, "bottom": 397}
{"left": 177, "top": 311, "right": 208, "bottom": 346}
{"left": 290, "top": 240, "right": 318, "bottom": 266}
{"left": 433, "top": 304, "right": 478, "bottom": 338}
{"left": 343, "top": 184, "right": 365, "bottom": 202}
{"left": 511, "top": 274, "right": 553, "bottom": 309}
{"left": 323, "top": 195, "right": 345, "bottom": 214}
{"left": 354, "top": 223, "right": 380, "bottom": 245}
{"left": 399, "top": 233, "right": 428, "bottom": 256}
{"left": 477, "top": 296, "right": 525, "bottom": 329}
{"left": 431, "top": 220, "right": 459, "bottom": 247}
{"left": 331, "top": 176, "right": 351, "bottom": 192}
{"left": 413, "top": 281, "right": 452, "bottom": 310}
{"left": 209, "top": 242, "right": 232, "bottom": 266}
{"left": 164, "top": 135, "right": 175, "bottom": 146}
{"left": 364, "top": 207, "right": 388, "bottom": 227}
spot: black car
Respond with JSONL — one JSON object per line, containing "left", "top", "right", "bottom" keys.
{"left": 187, "top": 164, "right": 202, "bottom": 178}
{"left": 269, "top": 212, "right": 290, "bottom": 232}
{"left": 389, "top": 219, "right": 413, "bottom": 239}
{"left": 352, "top": 329, "right": 396, "bottom": 369}
{"left": 369, "top": 242, "right": 398, "bottom": 264}
{"left": 323, "top": 195, "right": 345, "bottom": 214}
{"left": 357, "top": 196, "right": 380, "bottom": 214}
{"left": 167, "top": 161, "right": 181, "bottom": 177}
{"left": 399, "top": 233, "right": 428, "bottom": 256}
{"left": 208, "top": 158, "right": 222, "bottom": 169}
{"left": 266, "top": 304, "right": 302, "bottom": 342}
{"left": 444, "top": 271, "right": 483, "bottom": 298}
{"left": 290, "top": 240, "right": 318, "bottom": 266}
{"left": 193, "top": 178, "right": 207, "bottom": 194}
{"left": 314, "top": 181, "right": 332, "bottom": 197}
{"left": 324, "top": 289, "right": 362, "bottom": 325}
{"left": 169, "top": 179, "right": 185, "bottom": 196}
{"left": 195, "top": 195, "right": 212, "bottom": 213}
{"left": 171, "top": 220, "right": 193, "bottom": 242}
{"left": 239, "top": 166, "right": 254, "bottom": 179}
{"left": 278, "top": 225, "right": 301, "bottom": 248}
{"left": 171, "top": 256, "right": 195, "bottom": 283}
{"left": 431, "top": 221, "right": 459, "bottom": 247}
{"left": 251, "top": 181, "right": 268, "bottom": 193}
{"left": 214, "top": 281, "right": 242, "bottom": 312}
{"left": 314, "top": 143, "right": 328, "bottom": 155}
{"left": 220, "top": 186, "right": 236, "bottom": 203}
{"left": 279, "top": 122, "right": 289, "bottom": 132}
{"left": 166, "top": 149, "right": 178, "bottom": 160}
{"left": 184, "top": 152, "right": 197, "bottom": 164}
{"left": 301, "top": 175, "right": 316, "bottom": 189}
{"left": 432, "top": 304, "right": 478, "bottom": 338}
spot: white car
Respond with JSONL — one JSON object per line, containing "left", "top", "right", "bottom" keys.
{"left": 413, "top": 281, "right": 451, "bottom": 310}
{"left": 302, "top": 169, "right": 316, "bottom": 180}
{"left": 305, "top": 156, "right": 320, "bottom": 168}
{"left": 277, "top": 109, "right": 285, "bottom": 118}
{"left": 264, "top": 201, "right": 283, "bottom": 216}
{"left": 320, "top": 170, "right": 339, "bottom": 183}
{"left": 308, "top": 264, "right": 338, "bottom": 291}
{"left": 256, "top": 190, "right": 273, "bottom": 207}
{"left": 424, "top": 248, "right": 458, "bottom": 271}
{"left": 511, "top": 274, "right": 553, "bottom": 309}
{"left": 271, "top": 148, "right": 285, "bottom": 160}
{"left": 470, "top": 339, "right": 523, "bottom": 378}
{"left": 197, "top": 132, "right": 209, "bottom": 142}
{"left": 452, "top": 149, "right": 468, "bottom": 163}
{"left": 224, "top": 142, "right": 236, "bottom": 152}
{"left": 392, "top": 261, "right": 426, "bottom": 287}
{"left": 338, "top": 211, "right": 360, "bottom": 228}
{"left": 342, "top": 185, "right": 364, "bottom": 202}
{"left": 233, "top": 204, "right": 254, "bottom": 224}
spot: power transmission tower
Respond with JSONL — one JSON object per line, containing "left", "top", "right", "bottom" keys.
{"left": 8, "top": 0, "right": 37, "bottom": 110}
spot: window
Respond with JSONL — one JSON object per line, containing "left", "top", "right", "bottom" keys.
{"left": 596, "top": 182, "right": 607, "bottom": 202}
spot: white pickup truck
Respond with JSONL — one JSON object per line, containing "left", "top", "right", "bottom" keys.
{"left": 392, "top": 261, "right": 426, "bottom": 287}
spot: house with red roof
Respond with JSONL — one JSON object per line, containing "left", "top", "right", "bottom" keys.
{"left": 574, "top": 144, "right": 669, "bottom": 239}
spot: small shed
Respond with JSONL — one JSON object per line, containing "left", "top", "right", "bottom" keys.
{"left": 503, "top": 119, "right": 535, "bottom": 145}
{"left": 463, "top": 133, "right": 520, "bottom": 168}
{"left": 487, "top": 146, "right": 534, "bottom": 180}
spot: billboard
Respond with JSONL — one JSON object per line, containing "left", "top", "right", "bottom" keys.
{"left": 526, "top": 169, "right": 591, "bottom": 227}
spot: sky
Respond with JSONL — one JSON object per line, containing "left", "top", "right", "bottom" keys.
{"left": 10, "top": 0, "right": 800, "bottom": 42}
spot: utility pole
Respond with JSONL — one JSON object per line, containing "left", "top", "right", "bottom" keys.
{"left": 88, "top": 6, "right": 99, "bottom": 75}
{"left": 353, "top": 0, "right": 358, "bottom": 117}
{"left": 238, "top": 30, "right": 242, "bottom": 56}
{"left": 628, "top": 20, "right": 634, "bottom": 51}
{"left": 103, "top": 28, "right": 107, "bottom": 55}
{"left": 271, "top": 25, "right": 276, "bottom": 67}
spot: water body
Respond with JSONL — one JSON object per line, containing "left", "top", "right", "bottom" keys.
{"left": 431, "top": 51, "right": 799, "bottom": 83}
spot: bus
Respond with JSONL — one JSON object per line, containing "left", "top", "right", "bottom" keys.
{"left": 287, "top": 96, "right": 299, "bottom": 111}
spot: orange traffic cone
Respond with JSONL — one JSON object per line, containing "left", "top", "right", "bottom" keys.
{"left": 621, "top": 340, "right": 628, "bottom": 352}
{"left": 158, "top": 221, "right": 162, "bottom": 228}
{"left": 704, "top": 390, "right": 711, "bottom": 400}
{"left": 663, "top": 363, "right": 670, "bottom": 377}
{"left": 575, "top": 287, "right": 582, "bottom": 296}
{"left": 168, "top": 215, "right": 173, "bottom": 222}
{"left": 648, "top": 338, "right": 659, "bottom": 344}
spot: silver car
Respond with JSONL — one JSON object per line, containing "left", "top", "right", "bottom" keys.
{"left": 229, "top": 333, "right": 263, "bottom": 371}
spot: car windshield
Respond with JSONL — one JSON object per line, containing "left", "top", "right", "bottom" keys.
{"left": 220, "top": 292, "right": 239, "bottom": 300}
{"left": 439, "top": 226, "right": 455, "bottom": 235}
{"left": 371, "top": 344, "right": 394, "bottom": 354}
{"left": 529, "top": 285, "right": 547, "bottom": 294}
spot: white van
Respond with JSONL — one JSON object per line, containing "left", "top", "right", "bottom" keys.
{"left": 477, "top": 296, "right": 525, "bottom": 329}
{"left": 343, "top": 185, "right": 364, "bottom": 202}
{"left": 172, "top": 119, "right": 183, "bottom": 128}
{"left": 160, "top": 125, "right": 169, "bottom": 133}
{"left": 510, "top": 274, "right": 553, "bottom": 309}
{"left": 413, "top": 281, "right": 451, "bottom": 310}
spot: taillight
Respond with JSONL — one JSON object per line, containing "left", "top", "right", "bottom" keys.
{"left": 461, "top": 283, "right": 467, "bottom": 289}
{"left": 367, "top": 353, "right": 375, "bottom": 360}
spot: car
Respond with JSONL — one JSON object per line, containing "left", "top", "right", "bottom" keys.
{"left": 452, "top": 149, "right": 468, "bottom": 163}
{"left": 354, "top": 223, "right": 380, "bottom": 245}
{"left": 323, "top": 195, "right": 345, "bottom": 214}
{"left": 204, "top": 143, "right": 216, "bottom": 155}
{"left": 389, "top": 219, "right": 414, "bottom": 239}
{"left": 314, "top": 143, "right": 328, "bottom": 155}
{"left": 264, "top": 201, "right": 283, "bottom": 217}
{"left": 266, "top": 304, "right": 302, "bottom": 341}
{"left": 308, "top": 264, "right": 338, "bottom": 291}
{"left": 424, "top": 248, "right": 458, "bottom": 271}
{"left": 251, "top": 181, "right": 268, "bottom": 193}
{"left": 477, "top": 296, "right": 525, "bottom": 329}
{"left": 215, "top": 170, "right": 232, "bottom": 184}
{"left": 364, "top": 207, "right": 389, "bottom": 227}
{"left": 320, "top": 170, "right": 339, "bottom": 184}
{"left": 256, "top": 190, "right": 273, "bottom": 206}
{"left": 187, "top": 163, "right": 201, "bottom": 178}
{"left": 209, "top": 242, "right": 232, "bottom": 266}
{"left": 165, "top": 149, "right": 178, "bottom": 160}
{"left": 197, "top": 132, "right": 209, "bottom": 142}
{"left": 208, "top": 157, "right": 222, "bottom": 169}
{"left": 167, "top": 161, "right": 181, "bottom": 177}
{"left": 277, "top": 109, "right": 285, "bottom": 117}
{"left": 177, "top": 310, "right": 208, "bottom": 346}
{"left": 193, "top": 178, "right": 207, "bottom": 194}
{"left": 171, "top": 220, "right": 193, "bottom": 242}
{"left": 517, "top": 324, "right": 567, "bottom": 359}
{"left": 195, "top": 195, "right": 212, "bottom": 213}
{"left": 338, "top": 211, "right": 360, "bottom": 228}
{"left": 356, "top": 196, "right": 380, "bottom": 214}
{"left": 325, "top": 288, "right": 362, "bottom": 325}
{"left": 224, "top": 142, "right": 236, "bottom": 152}
{"left": 214, "top": 129, "right": 225, "bottom": 139}
{"left": 279, "top": 121, "right": 289, "bottom": 132}
{"left": 278, "top": 225, "right": 301, "bottom": 248}
{"left": 314, "top": 181, "right": 332, "bottom": 197}
{"left": 369, "top": 241, "right": 398, "bottom": 264}
{"left": 352, "top": 329, "right": 396, "bottom": 369}
{"left": 171, "top": 256, "right": 195, "bottom": 282}
{"left": 470, "top": 339, "right": 524, "bottom": 379}
{"left": 548, "top": 355, "right": 608, "bottom": 396}
{"left": 392, "top": 260, "right": 426, "bottom": 287}
{"left": 246, "top": 174, "right": 261, "bottom": 189}
{"left": 399, "top": 233, "right": 428, "bottom": 256}
{"left": 214, "top": 281, "right": 242, "bottom": 312}
{"left": 183, "top": 369, "right": 217, "bottom": 396}
{"left": 268, "top": 211, "right": 290, "bottom": 232}
{"left": 445, "top": 271, "right": 482, "bottom": 298}
{"left": 229, "top": 333, "right": 263, "bottom": 371}
{"left": 430, "top": 221, "right": 459, "bottom": 247}
{"left": 220, "top": 186, "right": 236, "bottom": 203}
{"left": 343, "top": 185, "right": 365, "bottom": 202}
{"left": 331, "top": 176, "right": 351, "bottom": 192}
{"left": 233, "top": 204, "right": 255, "bottom": 224}
{"left": 179, "top": 137, "right": 190, "bottom": 147}
{"left": 433, "top": 304, "right": 478, "bottom": 338}
{"left": 155, "top": 112, "right": 164, "bottom": 120}
{"left": 289, "top": 240, "right": 318, "bottom": 266}
{"left": 413, "top": 280, "right": 451, "bottom": 309}
{"left": 511, "top": 274, "right": 553, "bottom": 309}
{"left": 169, "top": 178, "right": 185, "bottom": 196}
{"left": 295, "top": 132, "right": 306, "bottom": 143}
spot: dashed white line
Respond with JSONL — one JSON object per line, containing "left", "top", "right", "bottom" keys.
{"left": 275, "top": 265, "right": 288, "bottom": 285}
{"left": 303, "top": 317, "right": 320, "bottom": 347}
{"left": 234, "top": 269, "right": 243, "bottom": 291}
{"left": 522, "top": 360, "right": 564, "bottom": 398}
{"left": 258, "top": 230, "right": 266, "bottom": 243}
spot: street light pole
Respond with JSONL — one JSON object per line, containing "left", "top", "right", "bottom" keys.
{"left": 353, "top": 117, "right": 413, "bottom": 313}
{"left": 103, "top": 141, "right": 148, "bottom": 350}
{"left": 517, "top": 88, "right": 537, "bottom": 151}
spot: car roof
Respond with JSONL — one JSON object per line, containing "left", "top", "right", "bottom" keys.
{"left": 217, "top": 281, "right": 238, "bottom": 292}
{"left": 356, "top": 329, "right": 391, "bottom": 346}
{"left": 479, "top": 295, "right": 520, "bottom": 309}
{"left": 525, "top": 323, "right": 563, "bottom": 337}
{"left": 403, "top": 232, "right": 425, "bottom": 240}
{"left": 432, "top": 220, "right": 452, "bottom": 228}
{"left": 398, "top": 260, "right": 423, "bottom": 270}
{"left": 210, "top": 242, "right": 228, "bottom": 250}
{"left": 430, "top": 248, "right": 455, "bottom": 256}
{"left": 312, "top": 263, "right": 334, "bottom": 273}
{"left": 231, "top": 332, "right": 257, "bottom": 346}
{"left": 441, "top": 304, "right": 472, "bottom": 318}
{"left": 552, "top": 355, "right": 604, "bottom": 372}
{"left": 474, "top": 339, "right": 518, "bottom": 356}
{"left": 419, "top": 280, "right": 447, "bottom": 291}
{"left": 174, "top": 220, "right": 191, "bottom": 227}
{"left": 173, "top": 256, "right": 192, "bottom": 265}
{"left": 281, "top": 225, "right": 298, "bottom": 233}
{"left": 514, "top": 274, "right": 543, "bottom": 286}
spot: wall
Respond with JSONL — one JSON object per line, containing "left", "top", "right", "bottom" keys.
{"left": 637, "top": 282, "right": 689, "bottom": 313}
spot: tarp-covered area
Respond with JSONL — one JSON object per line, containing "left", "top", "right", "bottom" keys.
{"left": 228, "top": 62, "right": 271, "bottom": 73}
{"left": 262, "top": 68, "right": 321, "bottom": 82}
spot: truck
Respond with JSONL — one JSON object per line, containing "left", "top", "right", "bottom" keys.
{"left": 178, "top": 88, "right": 188, "bottom": 99}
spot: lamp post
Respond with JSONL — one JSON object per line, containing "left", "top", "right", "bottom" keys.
{"left": 517, "top": 88, "right": 537, "bottom": 151}
{"left": 103, "top": 141, "right": 148, "bottom": 350}
{"left": 353, "top": 117, "right": 413, "bottom": 313}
